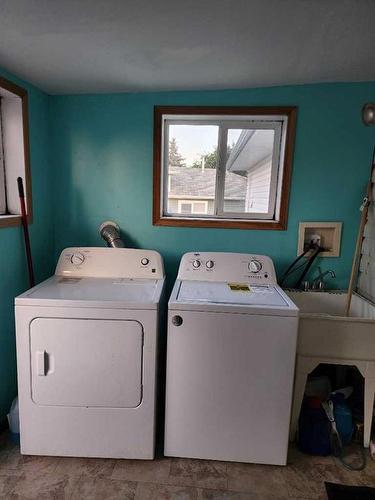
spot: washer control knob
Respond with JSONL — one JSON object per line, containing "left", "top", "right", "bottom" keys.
{"left": 192, "top": 260, "right": 201, "bottom": 268}
{"left": 206, "top": 260, "right": 214, "bottom": 269}
{"left": 248, "top": 260, "right": 262, "bottom": 273}
{"left": 141, "top": 258, "right": 150, "bottom": 266}
{"left": 71, "top": 253, "right": 85, "bottom": 266}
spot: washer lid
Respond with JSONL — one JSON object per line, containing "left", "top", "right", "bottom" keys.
{"left": 171, "top": 280, "right": 298, "bottom": 316}
{"left": 16, "top": 276, "right": 164, "bottom": 309}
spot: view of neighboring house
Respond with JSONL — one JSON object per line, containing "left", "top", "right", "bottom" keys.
{"left": 226, "top": 129, "right": 275, "bottom": 214}
{"left": 167, "top": 166, "right": 247, "bottom": 215}
{"left": 167, "top": 129, "right": 274, "bottom": 216}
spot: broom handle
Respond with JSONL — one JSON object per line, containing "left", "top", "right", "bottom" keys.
{"left": 345, "top": 150, "right": 374, "bottom": 316}
{"left": 17, "top": 177, "right": 35, "bottom": 288}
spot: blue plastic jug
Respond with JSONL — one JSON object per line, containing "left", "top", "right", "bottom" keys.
{"left": 332, "top": 393, "right": 354, "bottom": 445}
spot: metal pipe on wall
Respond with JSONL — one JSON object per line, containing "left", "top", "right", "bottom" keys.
{"left": 99, "top": 221, "right": 125, "bottom": 248}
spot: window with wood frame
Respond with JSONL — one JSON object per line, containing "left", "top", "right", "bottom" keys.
{"left": 153, "top": 106, "right": 297, "bottom": 230}
{"left": 0, "top": 77, "right": 32, "bottom": 228}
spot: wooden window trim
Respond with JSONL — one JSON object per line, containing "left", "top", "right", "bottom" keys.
{"left": 153, "top": 105, "right": 297, "bottom": 230}
{"left": 0, "top": 76, "right": 32, "bottom": 228}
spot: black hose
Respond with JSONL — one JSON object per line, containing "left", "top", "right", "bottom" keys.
{"left": 336, "top": 446, "right": 367, "bottom": 471}
{"left": 294, "top": 247, "right": 323, "bottom": 289}
{"left": 279, "top": 249, "right": 310, "bottom": 286}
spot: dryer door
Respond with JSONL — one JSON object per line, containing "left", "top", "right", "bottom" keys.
{"left": 30, "top": 318, "right": 143, "bottom": 408}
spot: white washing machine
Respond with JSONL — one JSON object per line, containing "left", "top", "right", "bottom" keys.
{"left": 164, "top": 252, "right": 298, "bottom": 465}
{"left": 15, "top": 247, "right": 165, "bottom": 459}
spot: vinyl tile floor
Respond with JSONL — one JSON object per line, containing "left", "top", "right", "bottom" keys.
{"left": 0, "top": 433, "right": 374, "bottom": 500}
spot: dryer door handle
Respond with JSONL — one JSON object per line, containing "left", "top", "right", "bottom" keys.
{"left": 36, "top": 350, "right": 47, "bottom": 376}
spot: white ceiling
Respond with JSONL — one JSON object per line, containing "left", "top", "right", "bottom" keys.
{"left": 0, "top": 0, "right": 374, "bottom": 95}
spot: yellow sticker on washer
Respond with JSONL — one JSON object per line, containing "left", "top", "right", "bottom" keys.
{"left": 228, "top": 283, "right": 251, "bottom": 292}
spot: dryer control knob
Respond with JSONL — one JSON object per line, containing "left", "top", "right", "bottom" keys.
{"left": 248, "top": 260, "right": 262, "bottom": 273}
{"left": 141, "top": 258, "right": 150, "bottom": 266}
{"left": 206, "top": 260, "right": 214, "bottom": 269}
{"left": 71, "top": 253, "right": 85, "bottom": 265}
{"left": 192, "top": 260, "right": 201, "bottom": 268}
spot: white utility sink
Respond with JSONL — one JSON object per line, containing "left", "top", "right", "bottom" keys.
{"left": 285, "top": 290, "right": 375, "bottom": 447}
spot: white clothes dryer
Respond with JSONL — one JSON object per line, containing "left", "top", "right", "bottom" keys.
{"left": 15, "top": 247, "right": 165, "bottom": 459}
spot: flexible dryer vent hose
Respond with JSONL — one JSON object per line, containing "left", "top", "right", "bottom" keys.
{"left": 99, "top": 221, "right": 125, "bottom": 248}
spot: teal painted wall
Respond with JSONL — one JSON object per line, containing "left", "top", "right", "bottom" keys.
{"left": 0, "top": 68, "right": 54, "bottom": 420}
{"left": 0, "top": 78, "right": 374, "bottom": 420}
{"left": 50, "top": 82, "right": 375, "bottom": 290}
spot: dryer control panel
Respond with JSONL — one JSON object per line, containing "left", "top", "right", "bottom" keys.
{"left": 177, "top": 252, "right": 277, "bottom": 284}
{"left": 55, "top": 247, "right": 165, "bottom": 279}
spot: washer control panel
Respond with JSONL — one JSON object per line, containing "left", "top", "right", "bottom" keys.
{"left": 55, "top": 247, "right": 165, "bottom": 279}
{"left": 177, "top": 252, "right": 276, "bottom": 284}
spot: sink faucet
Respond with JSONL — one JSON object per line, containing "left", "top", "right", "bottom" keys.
{"left": 312, "top": 267, "right": 336, "bottom": 290}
